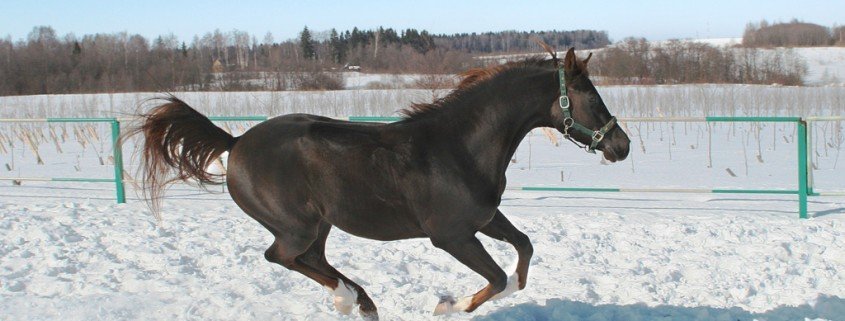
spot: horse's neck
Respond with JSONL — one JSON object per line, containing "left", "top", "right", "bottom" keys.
{"left": 429, "top": 88, "right": 545, "bottom": 185}
{"left": 466, "top": 100, "right": 542, "bottom": 180}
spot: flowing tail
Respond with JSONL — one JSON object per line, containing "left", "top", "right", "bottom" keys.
{"left": 131, "top": 97, "right": 237, "bottom": 218}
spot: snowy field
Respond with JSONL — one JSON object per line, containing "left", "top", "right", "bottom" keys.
{"left": 1, "top": 83, "right": 845, "bottom": 321}
{"left": 2, "top": 184, "right": 844, "bottom": 321}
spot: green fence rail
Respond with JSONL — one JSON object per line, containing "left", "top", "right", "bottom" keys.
{"left": 1, "top": 117, "right": 127, "bottom": 203}
{"left": 1, "top": 115, "right": 841, "bottom": 219}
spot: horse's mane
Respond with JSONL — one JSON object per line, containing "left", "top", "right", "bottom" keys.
{"left": 400, "top": 57, "right": 553, "bottom": 119}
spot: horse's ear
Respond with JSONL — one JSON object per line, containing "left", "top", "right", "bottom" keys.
{"left": 563, "top": 47, "right": 579, "bottom": 72}
{"left": 583, "top": 52, "right": 593, "bottom": 65}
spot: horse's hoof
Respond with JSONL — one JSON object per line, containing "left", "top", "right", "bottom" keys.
{"left": 433, "top": 295, "right": 472, "bottom": 315}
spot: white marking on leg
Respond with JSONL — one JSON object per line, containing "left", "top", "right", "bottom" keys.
{"left": 433, "top": 295, "right": 473, "bottom": 315}
{"left": 453, "top": 295, "right": 472, "bottom": 310}
{"left": 324, "top": 279, "right": 358, "bottom": 315}
{"left": 490, "top": 272, "right": 519, "bottom": 300}
{"left": 432, "top": 256, "right": 524, "bottom": 315}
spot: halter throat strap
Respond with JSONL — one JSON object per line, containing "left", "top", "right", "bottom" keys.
{"left": 558, "top": 68, "right": 617, "bottom": 154}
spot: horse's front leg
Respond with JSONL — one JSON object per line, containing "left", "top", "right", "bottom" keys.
{"left": 430, "top": 235, "right": 508, "bottom": 315}
{"left": 480, "top": 210, "right": 533, "bottom": 291}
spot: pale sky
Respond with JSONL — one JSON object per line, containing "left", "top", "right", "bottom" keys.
{"left": 1, "top": 0, "right": 842, "bottom": 43}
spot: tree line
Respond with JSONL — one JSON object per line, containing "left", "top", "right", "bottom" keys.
{"left": 0, "top": 26, "right": 609, "bottom": 95}
{"left": 743, "top": 20, "right": 845, "bottom": 47}
{"left": 592, "top": 38, "right": 807, "bottom": 85}
{"left": 2, "top": 21, "right": 832, "bottom": 96}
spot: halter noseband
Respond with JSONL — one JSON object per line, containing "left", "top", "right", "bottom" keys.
{"left": 558, "top": 68, "right": 617, "bottom": 154}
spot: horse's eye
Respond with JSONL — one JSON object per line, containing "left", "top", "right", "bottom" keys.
{"left": 589, "top": 96, "right": 598, "bottom": 104}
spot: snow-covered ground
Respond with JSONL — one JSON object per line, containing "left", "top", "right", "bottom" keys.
{"left": 2, "top": 181, "right": 844, "bottom": 320}
{"left": 794, "top": 47, "right": 845, "bottom": 86}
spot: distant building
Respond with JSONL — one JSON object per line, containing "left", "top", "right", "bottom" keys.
{"left": 343, "top": 63, "right": 362, "bottom": 72}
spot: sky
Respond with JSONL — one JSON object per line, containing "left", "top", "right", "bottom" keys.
{"left": 1, "top": 0, "right": 843, "bottom": 43}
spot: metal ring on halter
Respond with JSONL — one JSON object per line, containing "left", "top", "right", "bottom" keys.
{"left": 562, "top": 117, "right": 574, "bottom": 138}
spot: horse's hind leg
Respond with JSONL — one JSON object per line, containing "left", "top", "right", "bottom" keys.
{"left": 298, "top": 222, "right": 379, "bottom": 320}
{"left": 479, "top": 210, "right": 533, "bottom": 293}
{"left": 265, "top": 222, "right": 379, "bottom": 321}
{"left": 430, "top": 235, "right": 508, "bottom": 315}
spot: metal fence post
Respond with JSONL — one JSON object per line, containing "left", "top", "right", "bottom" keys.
{"left": 110, "top": 119, "right": 126, "bottom": 203}
{"left": 798, "top": 119, "right": 808, "bottom": 219}
{"left": 806, "top": 119, "right": 815, "bottom": 196}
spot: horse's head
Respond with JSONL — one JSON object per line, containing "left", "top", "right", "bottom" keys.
{"left": 548, "top": 47, "right": 630, "bottom": 162}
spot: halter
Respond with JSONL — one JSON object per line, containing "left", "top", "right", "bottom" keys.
{"left": 558, "top": 68, "right": 617, "bottom": 154}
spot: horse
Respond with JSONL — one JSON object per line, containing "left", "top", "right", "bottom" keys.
{"left": 132, "top": 47, "right": 630, "bottom": 320}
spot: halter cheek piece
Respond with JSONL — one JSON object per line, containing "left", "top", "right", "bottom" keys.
{"left": 558, "top": 68, "right": 617, "bottom": 154}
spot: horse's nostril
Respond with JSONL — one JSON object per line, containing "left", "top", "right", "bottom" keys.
{"left": 617, "top": 145, "right": 630, "bottom": 161}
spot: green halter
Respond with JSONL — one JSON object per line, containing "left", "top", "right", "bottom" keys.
{"left": 558, "top": 68, "right": 617, "bottom": 154}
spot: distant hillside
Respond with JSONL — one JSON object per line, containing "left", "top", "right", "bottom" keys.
{"left": 580, "top": 38, "right": 844, "bottom": 86}
{"left": 663, "top": 38, "right": 845, "bottom": 86}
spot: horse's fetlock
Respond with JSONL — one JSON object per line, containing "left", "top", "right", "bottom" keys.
{"left": 490, "top": 272, "right": 509, "bottom": 293}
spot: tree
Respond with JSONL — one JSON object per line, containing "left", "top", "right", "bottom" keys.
{"left": 329, "top": 28, "right": 346, "bottom": 64}
{"left": 743, "top": 20, "right": 831, "bottom": 47}
{"left": 300, "top": 26, "right": 317, "bottom": 60}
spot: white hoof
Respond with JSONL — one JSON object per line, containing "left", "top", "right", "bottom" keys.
{"left": 325, "top": 280, "right": 358, "bottom": 315}
{"left": 490, "top": 272, "right": 520, "bottom": 300}
{"left": 433, "top": 295, "right": 472, "bottom": 315}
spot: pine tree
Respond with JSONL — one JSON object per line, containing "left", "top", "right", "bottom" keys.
{"left": 329, "top": 28, "right": 346, "bottom": 64}
{"left": 300, "top": 26, "right": 316, "bottom": 60}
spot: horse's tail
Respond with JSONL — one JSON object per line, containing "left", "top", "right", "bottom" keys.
{"left": 131, "top": 96, "right": 237, "bottom": 219}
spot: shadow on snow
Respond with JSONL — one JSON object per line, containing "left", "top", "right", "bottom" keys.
{"left": 474, "top": 294, "right": 845, "bottom": 321}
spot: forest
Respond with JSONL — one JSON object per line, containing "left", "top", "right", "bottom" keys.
{"left": 0, "top": 26, "right": 607, "bottom": 95}
{"left": 0, "top": 20, "right": 841, "bottom": 95}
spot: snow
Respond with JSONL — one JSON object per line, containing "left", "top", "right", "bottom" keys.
{"left": 1, "top": 86, "right": 845, "bottom": 320}
{"left": 662, "top": 37, "right": 743, "bottom": 47}
{"left": 2, "top": 186, "right": 844, "bottom": 320}
{"left": 342, "top": 73, "right": 435, "bottom": 90}
{"left": 794, "top": 47, "right": 845, "bottom": 86}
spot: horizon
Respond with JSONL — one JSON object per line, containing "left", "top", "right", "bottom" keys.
{"left": 1, "top": 1, "right": 843, "bottom": 44}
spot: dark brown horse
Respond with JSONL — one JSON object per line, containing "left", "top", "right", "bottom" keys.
{"left": 133, "top": 47, "right": 629, "bottom": 320}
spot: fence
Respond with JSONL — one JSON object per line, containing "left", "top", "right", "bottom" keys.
{"left": 0, "top": 117, "right": 126, "bottom": 203}
{"left": 1, "top": 115, "right": 841, "bottom": 219}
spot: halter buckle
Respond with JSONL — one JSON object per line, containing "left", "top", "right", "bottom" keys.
{"left": 559, "top": 96, "right": 570, "bottom": 109}
{"left": 592, "top": 131, "right": 604, "bottom": 142}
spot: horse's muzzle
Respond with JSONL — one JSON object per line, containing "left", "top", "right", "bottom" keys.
{"left": 601, "top": 129, "right": 630, "bottom": 163}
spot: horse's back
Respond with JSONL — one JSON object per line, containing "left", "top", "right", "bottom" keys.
{"left": 226, "top": 114, "right": 427, "bottom": 240}
{"left": 226, "top": 113, "right": 386, "bottom": 201}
